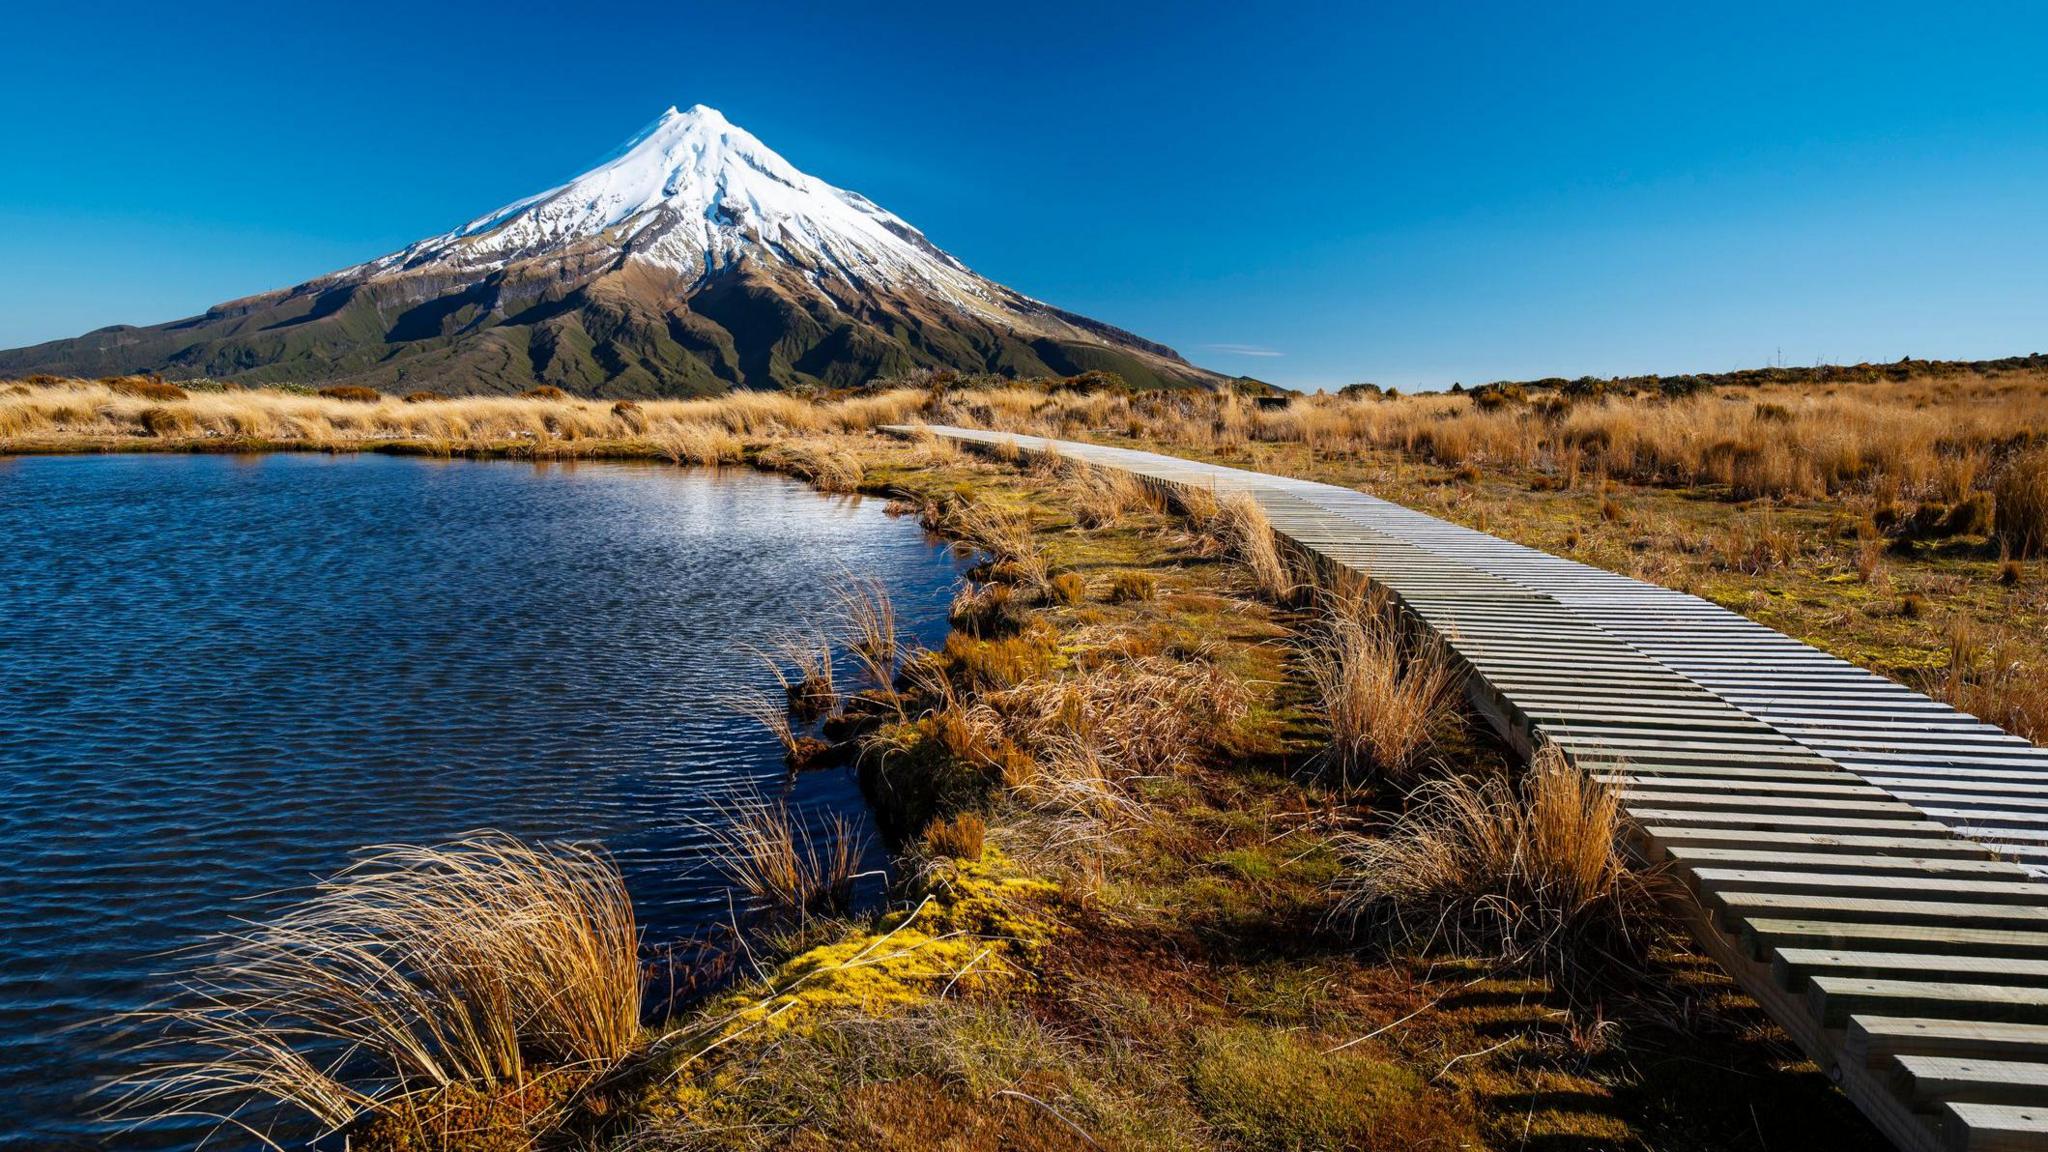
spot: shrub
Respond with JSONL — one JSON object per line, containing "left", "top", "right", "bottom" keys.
{"left": 106, "top": 835, "right": 641, "bottom": 1142}
{"left": 1338, "top": 747, "right": 1649, "bottom": 979}
{"left": 1309, "top": 597, "right": 1463, "bottom": 789}
{"left": 1996, "top": 448, "right": 2048, "bottom": 558}
{"left": 402, "top": 390, "right": 449, "bottom": 404}
{"left": 1107, "top": 570, "right": 1157, "bottom": 602}
{"left": 317, "top": 385, "right": 381, "bottom": 403}
{"left": 521, "top": 386, "right": 569, "bottom": 400}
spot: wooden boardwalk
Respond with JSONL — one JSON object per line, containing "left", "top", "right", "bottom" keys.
{"left": 893, "top": 424, "right": 2048, "bottom": 1152}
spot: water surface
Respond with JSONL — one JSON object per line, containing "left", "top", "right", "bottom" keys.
{"left": 0, "top": 453, "right": 965, "bottom": 1150}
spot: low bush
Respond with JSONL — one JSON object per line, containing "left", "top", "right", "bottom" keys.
{"left": 521, "top": 386, "right": 569, "bottom": 400}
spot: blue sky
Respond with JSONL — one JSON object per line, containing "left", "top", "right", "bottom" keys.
{"left": 2, "top": 1, "right": 2044, "bottom": 389}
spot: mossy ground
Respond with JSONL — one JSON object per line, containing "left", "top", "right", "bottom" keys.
{"left": 611, "top": 431, "right": 1891, "bottom": 1152}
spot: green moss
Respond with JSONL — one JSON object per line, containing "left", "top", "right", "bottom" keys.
{"left": 1189, "top": 1026, "right": 1443, "bottom": 1152}
{"left": 708, "top": 849, "right": 1057, "bottom": 1037}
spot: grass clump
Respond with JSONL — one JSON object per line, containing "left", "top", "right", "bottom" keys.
{"left": 138, "top": 405, "right": 199, "bottom": 437}
{"left": 1107, "top": 569, "right": 1157, "bottom": 602}
{"left": 1308, "top": 593, "right": 1463, "bottom": 789}
{"left": 919, "top": 811, "right": 987, "bottom": 861}
{"left": 103, "top": 375, "right": 187, "bottom": 401}
{"left": 1996, "top": 447, "right": 2048, "bottom": 558}
{"left": 948, "top": 580, "right": 1024, "bottom": 637}
{"left": 1048, "top": 570, "right": 1088, "bottom": 605}
{"left": 107, "top": 834, "right": 641, "bottom": 1145}
{"left": 760, "top": 438, "right": 864, "bottom": 492}
{"left": 705, "top": 793, "right": 866, "bottom": 920}
{"left": 1338, "top": 747, "right": 1649, "bottom": 979}
{"left": 316, "top": 384, "right": 381, "bottom": 403}
{"left": 1216, "top": 492, "right": 1294, "bottom": 602}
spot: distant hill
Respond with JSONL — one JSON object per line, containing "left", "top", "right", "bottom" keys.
{"left": 0, "top": 105, "right": 1224, "bottom": 397}
{"left": 1462, "top": 353, "right": 2048, "bottom": 398}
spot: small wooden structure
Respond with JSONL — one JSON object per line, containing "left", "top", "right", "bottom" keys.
{"left": 889, "top": 425, "right": 2048, "bottom": 1152}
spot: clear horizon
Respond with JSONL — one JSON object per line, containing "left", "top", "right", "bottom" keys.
{"left": 2, "top": 1, "right": 2044, "bottom": 389}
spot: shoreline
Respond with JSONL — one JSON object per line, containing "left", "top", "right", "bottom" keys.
{"left": 6, "top": 379, "right": 2005, "bottom": 1149}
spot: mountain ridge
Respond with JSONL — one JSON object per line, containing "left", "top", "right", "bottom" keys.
{"left": 1, "top": 105, "right": 1222, "bottom": 396}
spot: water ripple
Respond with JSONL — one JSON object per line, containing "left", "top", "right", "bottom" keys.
{"left": 0, "top": 453, "right": 964, "bottom": 1150}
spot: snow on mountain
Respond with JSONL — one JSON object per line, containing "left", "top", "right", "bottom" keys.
{"left": 369, "top": 104, "right": 1008, "bottom": 317}
{"left": 1, "top": 104, "right": 1221, "bottom": 395}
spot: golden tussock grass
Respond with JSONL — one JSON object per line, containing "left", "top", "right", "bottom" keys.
{"left": 0, "top": 378, "right": 929, "bottom": 451}
{"left": 757, "top": 438, "right": 863, "bottom": 491}
{"left": 1338, "top": 746, "right": 1650, "bottom": 979}
{"left": 1308, "top": 592, "right": 1464, "bottom": 789}
{"left": 945, "top": 373, "right": 2048, "bottom": 508}
{"left": 943, "top": 497, "right": 1052, "bottom": 595}
{"left": 1215, "top": 492, "right": 1294, "bottom": 602}
{"left": 835, "top": 574, "right": 900, "bottom": 695}
{"left": 1934, "top": 617, "right": 2048, "bottom": 743}
{"left": 703, "top": 792, "right": 867, "bottom": 920}
{"left": 105, "top": 834, "right": 640, "bottom": 1144}
{"left": 1996, "top": 446, "right": 2048, "bottom": 558}
{"left": 1064, "top": 464, "right": 1159, "bottom": 529}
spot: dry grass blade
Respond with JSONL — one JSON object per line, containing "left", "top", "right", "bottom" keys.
{"left": 836, "top": 574, "right": 900, "bottom": 694}
{"left": 944, "top": 498, "right": 1051, "bottom": 594}
{"left": 701, "top": 791, "right": 868, "bottom": 920}
{"left": 1216, "top": 492, "right": 1293, "bottom": 602}
{"left": 102, "top": 834, "right": 640, "bottom": 1146}
{"left": 768, "top": 630, "right": 836, "bottom": 720}
{"left": 1308, "top": 595, "right": 1463, "bottom": 789}
{"left": 1337, "top": 747, "right": 1651, "bottom": 982}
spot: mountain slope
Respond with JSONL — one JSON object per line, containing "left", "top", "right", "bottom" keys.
{"left": 2, "top": 106, "right": 1220, "bottom": 395}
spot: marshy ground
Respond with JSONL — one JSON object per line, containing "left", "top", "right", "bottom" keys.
{"left": 14, "top": 368, "right": 2041, "bottom": 1149}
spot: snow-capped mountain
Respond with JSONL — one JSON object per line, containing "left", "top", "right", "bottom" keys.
{"left": 0, "top": 105, "right": 1220, "bottom": 395}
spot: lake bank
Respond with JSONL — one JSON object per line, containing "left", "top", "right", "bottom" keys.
{"left": 0, "top": 454, "right": 965, "bottom": 1151}
{"left": 3, "top": 381, "right": 1910, "bottom": 1150}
